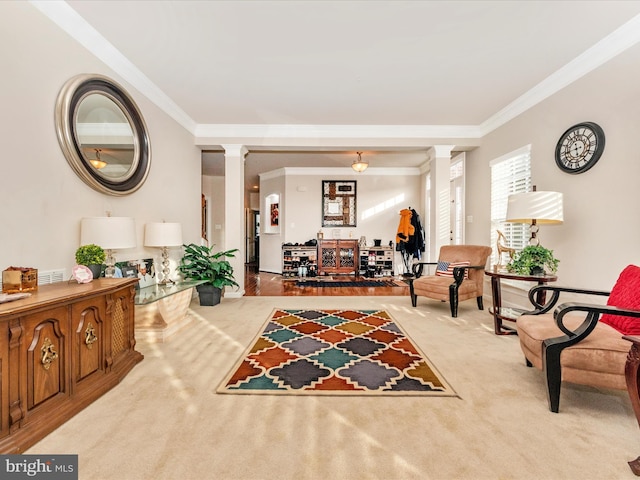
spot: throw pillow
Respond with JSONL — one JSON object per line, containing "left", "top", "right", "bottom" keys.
{"left": 600, "top": 264, "right": 640, "bottom": 335}
{"left": 435, "top": 261, "right": 470, "bottom": 279}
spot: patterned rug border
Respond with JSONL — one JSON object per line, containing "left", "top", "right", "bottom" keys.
{"left": 295, "top": 280, "right": 398, "bottom": 287}
{"left": 216, "top": 308, "right": 458, "bottom": 397}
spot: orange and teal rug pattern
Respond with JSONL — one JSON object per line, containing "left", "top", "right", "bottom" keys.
{"left": 217, "top": 309, "right": 456, "bottom": 396}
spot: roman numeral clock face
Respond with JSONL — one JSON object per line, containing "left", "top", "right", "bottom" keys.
{"left": 555, "top": 122, "right": 605, "bottom": 174}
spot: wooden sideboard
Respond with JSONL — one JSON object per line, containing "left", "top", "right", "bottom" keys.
{"left": 0, "top": 278, "right": 143, "bottom": 453}
{"left": 318, "top": 239, "right": 358, "bottom": 275}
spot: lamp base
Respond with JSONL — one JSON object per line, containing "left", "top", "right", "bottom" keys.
{"left": 528, "top": 221, "right": 540, "bottom": 246}
{"left": 159, "top": 246, "right": 174, "bottom": 284}
{"left": 104, "top": 249, "right": 116, "bottom": 278}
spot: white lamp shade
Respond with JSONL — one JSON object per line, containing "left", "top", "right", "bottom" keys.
{"left": 144, "top": 222, "right": 183, "bottom": 247}
{"left": 80, "top": 217, "right": 136, "bottom": 249}
{"left": 505, "top": 191, "right": 564, "bottom": 224}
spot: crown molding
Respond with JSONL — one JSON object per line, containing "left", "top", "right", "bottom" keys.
{"left": 480, "top": 13, "right": 640, "bottom": 136}
{"left": 259, "top": 167, "right": 421, "bottom": 180}
{"left": 34, "top": 2, "right": 640, "bottom": 144}
{"left": 30, "top": 0, "right": 196, "bottom": 134}
{"left": 194, "top": 123, "right": 481, "bottom": 140}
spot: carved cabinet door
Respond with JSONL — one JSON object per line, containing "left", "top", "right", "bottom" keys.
{"left": 0, "top": 322, "right": 8, "bottom": 440}
{"left": 71, "top": 297, "right": 106, "bottom": 389}
{"left": 22, "top": 306, "right": 68, "bottom": 417}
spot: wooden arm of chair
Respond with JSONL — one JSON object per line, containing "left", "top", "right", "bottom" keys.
{"left": 542, "top": 302, "right": 640, "bottom": 413}
{"left": 544, "top": 302, "right": 640, "bottom": 350}
{"left": 527, "top": 285, "right": 611, "bottom": 314}
{"left": 411, "top": 262, "right": 438, "bottom": 279}
{"left": 452, "top": 265, "right": 487, "bottom": 286}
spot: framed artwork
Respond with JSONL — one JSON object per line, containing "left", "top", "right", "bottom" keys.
{"left": 201, "top": 194, "right": 208, "bottom": 240}
{"left": 264, "top": 193, "right": 280, "bottom": 234}
{"left": 322, "top": 180, "right": 356, "bottom": 227}
{"left": 115, "top": 258, "right": 156, "bottom": 288}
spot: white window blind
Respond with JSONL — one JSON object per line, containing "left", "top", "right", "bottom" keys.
{"left": 490, "top": 145, "right": 532, "bottom": 266}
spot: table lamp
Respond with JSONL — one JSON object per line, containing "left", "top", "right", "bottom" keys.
{"left": 144, "top": 222, "right": 183, "bottom": 284}
{"left": 80, "top": 216, "right": 136, "bottom": 277}
{"left": 505, "top": 186, "right": 563, "bottom": 245}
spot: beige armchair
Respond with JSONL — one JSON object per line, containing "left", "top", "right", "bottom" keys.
{"left": 409, "top": 245, "right": 492, "bottom": 317}
{"left": 516, "top": 264, "right": 640, "bottom": 413}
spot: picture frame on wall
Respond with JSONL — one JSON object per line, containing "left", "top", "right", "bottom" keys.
{"left": 322, "top": 180, "right": 356, "bottom": 227}
{"left": 264, "top": 193, "right": 281, "bottom": 234}
{"left": 201, "top": 194, "right": 208, "bottom": 240}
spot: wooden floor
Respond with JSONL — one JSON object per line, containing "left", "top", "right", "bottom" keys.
{"left": 244, "top": 264, "right": 410, "bottom": 296}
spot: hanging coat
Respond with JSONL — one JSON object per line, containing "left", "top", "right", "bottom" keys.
{"left": 396, "top": 209, "right": 415, "bottom": 244}
{"left": 405, "top": 208, "right": 425, "bottom": 259}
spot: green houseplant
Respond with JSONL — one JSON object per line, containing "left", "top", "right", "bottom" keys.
{"left": 75, "top": 244, "right": 106, "bottom": 280}
{"left": 178, "top": 243, "right": 239, "bottom": 306}
{"left": 506, "top": 245, "right": 559, "bottom": 276}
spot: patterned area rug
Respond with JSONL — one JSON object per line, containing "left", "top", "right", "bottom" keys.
{"left": 217, "top": 309, "right": 456, "bottom": 396}
{"left": 295, "top": 280, "right": 398, "bottom": 287}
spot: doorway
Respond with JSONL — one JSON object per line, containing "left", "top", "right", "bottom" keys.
{"left": 245, "top": 209, "right": 259, "bottom": 267}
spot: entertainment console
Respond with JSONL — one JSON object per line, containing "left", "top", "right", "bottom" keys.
{"left": 0, "top": 278, "right": 142, "bottom": 453}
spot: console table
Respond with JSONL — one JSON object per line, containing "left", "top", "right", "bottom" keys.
{"left": 134, "top": 280, "right": 204, "bottom": 343}
{"left": 0, "top": 278, "right": 142, "bottom": 453}
{"left": 318, "top": 239, "right": 358, "bottom": 275}
{"left": 485, "top": 270, "right": 557, "bottom": 335}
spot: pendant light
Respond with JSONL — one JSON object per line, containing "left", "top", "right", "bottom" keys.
{"left": 351, "top": 151, "right": 368, "bottom": 173}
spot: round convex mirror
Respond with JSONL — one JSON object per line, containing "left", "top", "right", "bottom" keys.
{"left": 55, "top": 74, "right": 151, "bottom": 196}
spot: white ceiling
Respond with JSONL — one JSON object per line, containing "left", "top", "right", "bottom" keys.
{"left": 38, "top": 1, "right": 640, "bottom": 188}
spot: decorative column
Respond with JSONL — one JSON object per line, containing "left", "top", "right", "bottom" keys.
{"left": 222, "top": 144, "right": 247, "bottom": 298}
{"left": 428, "top": 145, "right": 453, "bottom": 260}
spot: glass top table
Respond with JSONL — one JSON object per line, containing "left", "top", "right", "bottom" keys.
{"left": 134, "top": 280, "right": 206, "bottom": 305}
{"left": 484, "top": 270, "right": 558, "bottom": 335}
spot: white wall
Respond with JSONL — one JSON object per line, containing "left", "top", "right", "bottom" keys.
{"left": 465, "top": 41, "right": 640, "bottom": 293}
{"left": 259, "top": 173, "right": 286, "bottom": 273}
{"left": 0, "top": 2, "right": 201, "bottom": 278}
{"left": 202, "top": 175, "right": 225, "bottom": 249}
{"left": 260, "top": 169, "right": 422, "bottom": 274}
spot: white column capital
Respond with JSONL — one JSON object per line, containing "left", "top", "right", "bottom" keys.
{"left": 221, "top": 144, "right": 248, "bottom": 159}
{"left": 433, "top": 145, "right": 455, "bottom": 159}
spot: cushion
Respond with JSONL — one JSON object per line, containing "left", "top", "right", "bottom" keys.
{"left": 599, "top": 264, "right": 640, "bottom": 335}
{"left": 435, "top": 261, "right": 470, "bottom": 279}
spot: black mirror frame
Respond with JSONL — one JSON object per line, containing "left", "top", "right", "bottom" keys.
{"left": 55, "top": 73, "right": 151, "bottom": 196}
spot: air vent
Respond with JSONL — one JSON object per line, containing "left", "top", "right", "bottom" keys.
{"left": 38, "top": 269, "right": 66, "bottom": 285}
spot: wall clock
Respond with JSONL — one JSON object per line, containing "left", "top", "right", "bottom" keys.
{"left": 554, "top": 122, "right": 605, "bottom": 174}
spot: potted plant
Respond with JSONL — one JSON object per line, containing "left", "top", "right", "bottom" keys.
{"left": 506, "top": 245, "right": 559, "bottom": 276}
{"left": 178, "top": 243, "right": 239, "bottom": 306}
{"left": 75, "top": 244, "right": 106, "bottom": 280}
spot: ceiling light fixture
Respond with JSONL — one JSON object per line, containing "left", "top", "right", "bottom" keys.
{"left": 351, "top": 151, "right": 368, "bottom": 173}
{"left": 89, "top": 149, "right": 107, "bottom": 170}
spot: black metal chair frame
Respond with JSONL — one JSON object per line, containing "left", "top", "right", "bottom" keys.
{"left": 522, "top": 284, "right": 640, "bottom": 413}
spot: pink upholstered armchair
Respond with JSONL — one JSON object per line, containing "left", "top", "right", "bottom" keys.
{"left": 409, "top": 245, "right": 492, "bottom": 317}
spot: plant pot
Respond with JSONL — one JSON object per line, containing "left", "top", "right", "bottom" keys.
{"left": 530, "top": 266, "right": 544, "bottom": 276}
{"left": 196, "top": 284, "right": 222, "bottom": 306}
{"left": 87, "top": 264, "right": 102, "bottom": 280}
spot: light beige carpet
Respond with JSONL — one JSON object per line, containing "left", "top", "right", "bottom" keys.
{"left": 27, "top": 296, "right": 639, "bottom": 480}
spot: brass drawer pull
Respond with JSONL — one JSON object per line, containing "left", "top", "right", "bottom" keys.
{"left": 85, "top": 322, "right": 98, "bottom": 349}
{"left": 41, "top": 337, "right": 58, "bottom": 370}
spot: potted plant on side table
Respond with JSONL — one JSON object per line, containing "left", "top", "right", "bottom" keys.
{"left": 75, "top": 244, "right": 106, "bottom": 280}
{"left": 506, "top": 245, "right": 559, "bottom": 276}
{"left": 178, "top": 243, "right": 239, "bottom": 306}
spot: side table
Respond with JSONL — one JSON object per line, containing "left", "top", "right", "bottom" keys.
{"left": 134, "top": 280, "right": 205, "bottom": 342}
{"left": 485, "top": 270, "right": 557, "bottom": 335}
